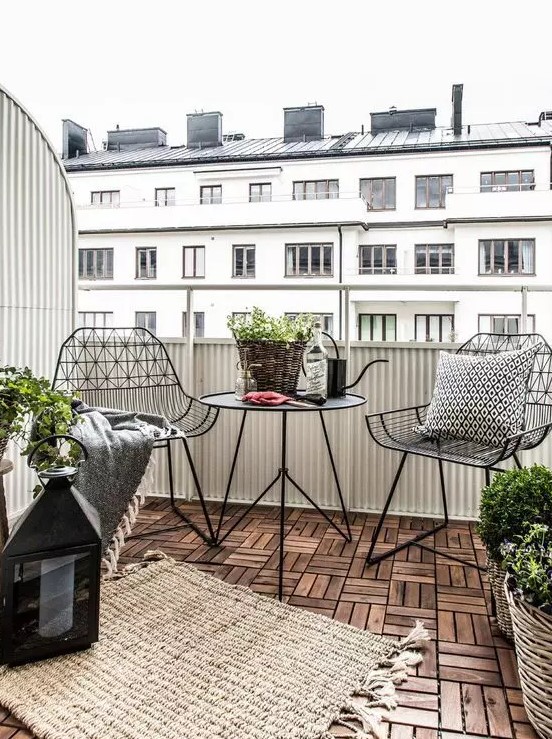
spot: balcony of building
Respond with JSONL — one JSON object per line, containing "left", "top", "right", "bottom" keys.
{"left": 75, "top": 192, "right": 370, "bottom": 232}
{"left": 446, "top": 183, "right": 552, "bottom": 223}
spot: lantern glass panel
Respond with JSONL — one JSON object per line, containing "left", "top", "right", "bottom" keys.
{"left": 11, "top": 550, "right": 92, "bottom": 658}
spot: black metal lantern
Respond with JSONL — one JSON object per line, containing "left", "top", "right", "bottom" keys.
{"left": 1, "top": 435, "right": 101, "bottom": 666}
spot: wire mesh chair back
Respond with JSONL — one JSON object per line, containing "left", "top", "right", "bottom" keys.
{"left": 456, "top": 332, "right": 552, "bottom": 450}
{"left": 53, "top": 327, "right": 216, "bottom": 437}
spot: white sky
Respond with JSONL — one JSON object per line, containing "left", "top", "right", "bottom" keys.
{"left": 2, "top": 0, "right": 552, "bottom": 153}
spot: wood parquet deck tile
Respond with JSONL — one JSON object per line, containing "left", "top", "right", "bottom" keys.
{"left": 0, "top": 498, "right": 540, "bottom": 739}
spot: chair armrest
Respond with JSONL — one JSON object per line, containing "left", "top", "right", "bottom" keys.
{"left": 366, "top": 404, "right": 429, "bottom": 421}
{"left": 366, "top": 405, "right": 429, "bottom": 448}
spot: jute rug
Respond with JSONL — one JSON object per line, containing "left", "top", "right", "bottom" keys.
{"left": 0, "top": 555, "right": 429, "bottom": 739}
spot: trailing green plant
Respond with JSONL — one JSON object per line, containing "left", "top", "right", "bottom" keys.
{"left": 0, "top": 365, "right": 80, "bottom": 479}
{"left": 227, "top": 307, "right": 315, "bottom": 344}
{"left": 477, "top": 465, "right": 552, "bottom": 561}
{"left": 501, "top": 523, "right": 552, "bottom": 613}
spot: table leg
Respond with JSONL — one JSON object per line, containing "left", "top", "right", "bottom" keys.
{"left": 215, "top": 410, "right": 248, "bottom": 542}
{"left": 278, "top": 411, "right": 288, "bottom": 602}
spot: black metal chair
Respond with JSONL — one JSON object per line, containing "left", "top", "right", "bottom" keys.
{"left": 365, "top": 333, "right": 552, "bottom": 568}
{"left": 52, "top": 327, "right": 219, "bottom": 543}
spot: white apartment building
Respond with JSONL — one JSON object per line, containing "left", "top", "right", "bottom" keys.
{"left": 63, "top": 87, "right": 552, "bottom": 343}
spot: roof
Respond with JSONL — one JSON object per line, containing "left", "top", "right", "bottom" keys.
{"left": 64, "top": 120, "right": 552, "bottom": 172}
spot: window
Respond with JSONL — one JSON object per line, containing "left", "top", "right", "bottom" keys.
{"left": 285, "top": 243, "right": 333, "bottom": 276}
{"left": 200, "top": 185, "right": 222, "bottom": 204}
{"left": 359, "top": 314, "right": 396, "bottom": 341}
{"left": 233, "top": 245, "right": 255, "bottom": 278}
{"left": 183, "top": 246, "right": 205, "bottom": 277}
{"left": 415, "top": 175, "right": 453, "bottom": 208}
{"left": 78, "top": 312, "right": 113, "bottom": 328}
{"left": 182, "top": 311, "right": 205, "bottom": 338}
{"left": 415, "top": 314, "right": 454, "bottom": 342}
{"left": 479, "top": 239, "right": 535, "bottom": 275}
{"left": 155, "top": 187, "right": 176, "bottom": 206}
{"left": 359, "top": 245, "right": 397, "bottom": 275}
{"left": 293, "top": 180, "right": 339, "bottom": 200}
{"left": 286, "top": 313, "right": 334, "bottom": 334}
{"left": 78, "top": 248, "right": 114, "bottom": 280}
{"left": 359, "top": 178, "right": 396, "bottom": 210}
{"left": 90, "top": 190, "right": 120, "bottom": 207}
{"left": 415, "top": 244, "right": 454, "bottom": 274}
{"left": 135, "top": 312, "right": 156, "bottom": 333}
{"left": 135, "top": 247, "right": 157, "bottom": 279}
{"left": 478, "top": 314, "right": 536, "bottom": 334}
{"left": 249, "top": 183, "right": 272, "bottom": 202}
{"left": 480, "top": 171, "right": 535, "bottom": 192}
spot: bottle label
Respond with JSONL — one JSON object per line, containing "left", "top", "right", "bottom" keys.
{"left": 306, "top": 360, "right": 327, "bottom": 397}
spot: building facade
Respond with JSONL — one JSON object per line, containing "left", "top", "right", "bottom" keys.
{"left": 63, "top": 92, "right": 552, "bottom": 342}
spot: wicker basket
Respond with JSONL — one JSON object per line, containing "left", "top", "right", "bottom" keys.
{"left": 235, "top": 340, "right": 306, "bottom": 396}
{"left": 487, "top": 555, "right": 514, "bottom": 641}
{"left": 506, "top": 582, "right": 552, "bottom": 739}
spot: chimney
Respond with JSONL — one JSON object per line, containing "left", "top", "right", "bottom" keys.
{"left": 62, "top": 120, "right": 88, "bottom": 160}
{"left": 186, "top": 112, "right": 223, "bottom": 149}
{"left": 451, "top": 84, "right": 463, "bottom": 136}
{"left": 106, "top": 127, "right": 166, "bottom": 151}
{"left": 284, "top": 105, "right": 324, "bottom": 143}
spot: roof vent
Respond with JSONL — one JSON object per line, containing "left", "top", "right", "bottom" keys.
{"left": 62, "top": 119, "right": 88, "bottom": 160}
{"left": 539, "top": 111, "right": 552, "bottom": 125}
{"left": 284, "top": 105, "right": 324, "bottom": 143}
{"left": 106, "top": 127, "right": 167, "bottom": 151}
{"left": 451, "top": 84, "right": 463, "bottom": 136}
{"left": 187, "top": 112, "right": 223, "bottom": 149}
{"left": 370, "top": 107, "right": 436, "bottom": 135}
{"left": 222, "top": 132, "right": 245, "bottom": 143}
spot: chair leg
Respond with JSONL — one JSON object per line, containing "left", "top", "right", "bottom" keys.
{"left": 180, "top": 437, "right": 216, "bottom": 543}
{"left": 513, "top": 453, "right": 523, "bottom": 469}
{"left": 365, "top": 452, "right": 408, "bottom": 565}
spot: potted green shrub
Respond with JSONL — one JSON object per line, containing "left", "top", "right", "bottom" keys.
{"left": 227, "top": 307, "right": 315, "bottom": 396}
{"left": 0, "top": 365, "right": 78, "bottom": 475}
{"left": 501, "top": 523, "right": 552, "bottom": 739}
{"left": 477, "top": 465, "right": 552, "bottom": 639}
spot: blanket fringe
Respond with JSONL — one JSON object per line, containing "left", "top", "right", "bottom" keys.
{"left": 102, "top": 455, "right": 157, "bottom": 578}
{"left": 320, "top": 620, "right": 430, "bottom": 739}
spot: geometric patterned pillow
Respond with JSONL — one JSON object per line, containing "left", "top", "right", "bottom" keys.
{"left": 417, "top": 345, "right": 541, "bottom": 447}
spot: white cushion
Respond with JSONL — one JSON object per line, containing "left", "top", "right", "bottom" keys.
{"left": 417, "top": 345, "right": 540, "bottom": 447}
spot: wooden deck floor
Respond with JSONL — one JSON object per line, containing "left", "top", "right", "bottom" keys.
{"left": 1, "top": 498, "right": 538, "bottom": 739}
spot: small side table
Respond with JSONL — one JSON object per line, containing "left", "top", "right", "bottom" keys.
{"left": 0, "top": 459, "right": 13, "bottom": 548}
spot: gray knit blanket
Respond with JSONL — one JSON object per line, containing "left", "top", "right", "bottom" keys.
{"left": 71, "top": 402, "right": 175, "bottom": 572}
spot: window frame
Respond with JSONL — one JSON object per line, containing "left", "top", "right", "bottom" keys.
{"left": 415, "top": 175, "right": 453, "bottom": 209}
{"left": 480, "top": 170, "right": 535, "bottom": 193}
{"left": 182, "top": 311, "right": 205, "bottom": 338}
{"left": 135, "top": 311, "right": 157, "bottom": 334}
{"left": 135, "top": 247, "right": 157, "bottom": 279}
{"left": 182, "top": 245, "right": 206, "bottom": 278}
{"left": 90, "top": 190, "right": 120, "bottom": 207}
{"left": 249, "top": 183, "right": 272, "bottom": 203}
{"left": 478, "top": 314, "right": 536, "bottom": 334}
{"left": 414, "top": 244, "right": 455, "bottom": 275}
{"left": 292, "top": 180, "right": 339, "bottom": 200}
{"left": 78, "top": 248, "right": 114, "bottom": 280}
{"left": 155, "top": 187, "right": 176, "bottom": 206}
{"left": 285, "top": 243, "right": 333, "bottom": 277}
{"left": 77, "top": 311, "right": 114, "bottom": 328}
{"left": 358, "top": 245, "right": 397, "bottom": 275}
{"left": 358, "top": 314, "right": 397, "bottom": 341}
{"left": 359, "top": 177, "right": 396, "bottom": 210}
{"left": 414, "top": 314, "right": 455, "bottom": 342}
{"left": 200, "top": 185, "right": 222, "bottom": 204}
{"left": 232, "top": 244, "right": 256, "bottom": 278}
{"left": 285, "top": 312, "right": 334, "bottom": 334}
{"left": 478, "top": 239, "right": 536, "bottom": 276}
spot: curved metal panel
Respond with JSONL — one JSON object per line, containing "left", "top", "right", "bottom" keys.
{"left": 0, "top": 83, "right": 77, "bottom": 518}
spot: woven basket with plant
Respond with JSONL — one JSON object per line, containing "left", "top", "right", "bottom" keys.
{"left": 227, "top": 308, "right": 314, "bottom": 396}
{"left": 477, "top": 465, "right": 552, "bottom": 640}
{"left": 502, "top": 523, "right": 552, "bottom": 739}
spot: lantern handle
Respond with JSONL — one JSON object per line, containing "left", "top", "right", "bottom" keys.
{"left": 27, "top": 434, "right": 88, "bottom": 469}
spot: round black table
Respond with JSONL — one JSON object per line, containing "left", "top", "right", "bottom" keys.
{"left": 199, "top": 392, "right": 366, "bottom": 600}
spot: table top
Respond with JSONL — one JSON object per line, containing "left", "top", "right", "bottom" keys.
{"left": 199, "top": 392, "right": 366, "bottom": 413}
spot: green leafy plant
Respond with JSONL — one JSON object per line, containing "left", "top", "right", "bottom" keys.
{"left": 477, "top": 465, "right": 552, "bottom": 561}
{"left": 227, "top": 307, "right": 315, "bottom": 343}
{"left": 0, "top": 365, "right": 80, "bottom": 478}
{"left": 501, "top": 523, "right": 552, "bottom": 613}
